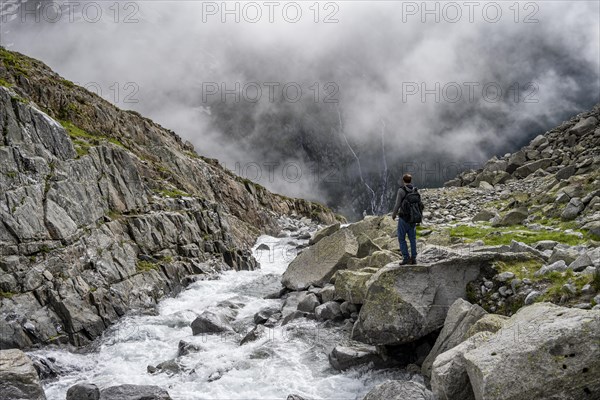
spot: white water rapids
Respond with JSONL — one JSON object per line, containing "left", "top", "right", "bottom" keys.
{"left": 33, "top": 234, "right": 407, "bottom": 400}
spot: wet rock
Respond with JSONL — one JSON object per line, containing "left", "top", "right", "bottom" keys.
{"left": 66, "top": 383, "right": 100, "bottom": 400}
{"left": 240, "top": 325, "right": 267, "bottom": 345}
{"left": 363, "top": 380, "right": 434, "bottom": 400}
{"left": 328, "top": 342, "right": 382, "bottom": 371}
{"left": 177, "top": 340, "right": 203, "bottom": 357}
{"left": 319, "top": 285, "right": 336, "bottom": 303}
{"left": 0, "top": 349, "right": 47, "bottom": 400}
{"left": 315, "top": 301, "right": 343, "bottom": 321}
{"left": 254, "top": 306, "right": 281, "bottom": 324}
{"left": 282, "top": 229, "right": 358, "bottom": 290}
{"left": 99, "top": 384, "right": 172, "bottom": 400}
{"left": 191, "top": 311, "right": 233, "bottom": 335}
{"left": 297, "top": 293, "right": 320, "bottom": 313}
{"left": 147, "top": 359, "right": 180, "bottom": 375}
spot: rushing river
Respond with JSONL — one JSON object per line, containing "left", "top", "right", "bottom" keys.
{"left": 33, "top": 234, "right": 407, "bottom": 400}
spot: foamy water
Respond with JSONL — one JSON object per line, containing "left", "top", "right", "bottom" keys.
{"left": 34, "top": 235, "right": 406, "bottom": 400}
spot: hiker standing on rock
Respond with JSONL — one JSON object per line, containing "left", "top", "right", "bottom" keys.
{"left": 391, "top": 174, "right": 424, "bottom": 265}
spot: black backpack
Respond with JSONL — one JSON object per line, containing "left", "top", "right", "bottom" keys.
{"left": 401, "top": 187, "right": 423, "bottom": 224}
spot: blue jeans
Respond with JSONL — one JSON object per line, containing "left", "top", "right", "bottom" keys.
{"left": 397, "top": 218, "right": 417, "bottom": 259}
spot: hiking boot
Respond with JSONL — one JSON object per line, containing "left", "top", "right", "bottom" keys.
{"left": 410, "top": 257, "right": 417, "bottom": 265}
{"left": 400, "top": 258, "right": 410, "bottom": 265}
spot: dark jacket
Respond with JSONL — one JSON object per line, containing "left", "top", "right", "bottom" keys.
{"left": 391, "top": 184, "right": 424, "bottom": 221}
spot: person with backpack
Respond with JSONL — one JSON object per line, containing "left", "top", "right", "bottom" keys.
{"left": 391, "top": 174, "right": 424, "bottom": 265}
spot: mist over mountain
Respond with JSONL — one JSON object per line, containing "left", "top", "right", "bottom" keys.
{"left": 1, "top": 0, "right": 598, "bottom": 219}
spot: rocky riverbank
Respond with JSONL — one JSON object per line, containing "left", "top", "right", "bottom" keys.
{"left": 0, "top": 48, "right": 340, "bottom": 352}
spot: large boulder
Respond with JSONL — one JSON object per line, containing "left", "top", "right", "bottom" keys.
{"left": 99, "top": 385, "right": 171, "bottom": 400}
{"left": 491, "top": 208, "right": 528, "bottom": 227}
{"left": 513, "top": 158, "right": 553, "bottom": 179}
{"left": 309, "top": 222, "right": 340, "bottom": 245}
{"left": 363, "top": 380, "right": 434, "bottom": 400}
{"left": 315, "top": 301, "right": 343, "bottom": 321}
{"left": 351, "top": 256, "right": 486, "bottom": 346}
{"left": 463, "top": 303, "right": 600, "bottom": 400}
{"left": 191, "top": 311, "right": 233, "bottom": 335}
{"left": 561, "top": 197, "right": 585, "bottom": 220}
{"left": 0, "top": 349, "right": 47, "bottom": 400}
{"left": 569, "top": 116, "right": 597, "bottom": 136}
{"left": 282, "top": 229, "right": 358, "bottom": 290}
{"left": 334, "top": 269, "right": 375, "bottom": 304}
{"left": 328, "top": 341, "right": 383, "bottom": 370}
{"left": 431, "top": 332, "right": 490, "bottom": 400}
{"left": 421, "top": 299, "right": 487, "bottom": 377}
{"left": 66, "top": 383, "right": 100, "bottom": 400}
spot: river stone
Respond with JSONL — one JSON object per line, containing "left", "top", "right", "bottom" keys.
{"left": 297, "top": 293, "right": 320, "bottom": 313}
{"left": 282, "top": 228, "right": 358, "bottom": 290}
{"left": 315, "top": 301, "right": 343, "bottom": 321}
{"left": 177, "top": 340, "right": 203, "bottom": 357}
{"left": 422, "top": 299, "right": 487, "bottom": 378}
{"left": 328, "top": 341, "right": 382, "bottom": 370}
{"left": 309, "top": 222, "right": 340, "bottom": 245}
{"left": 0, "top": 349, "right": 47, "bottom": 400}
{"left": 99, "top": 384, "right": 172, "bottom": 400}
{"left": 67, "top": 383, "right": 100, "bottom": 400}
{"left": 430, "top": 332, "right": 491, "bottom": 400}
{"left": 351, "top": 256, "right": 484, "bottom": 346}
{"left": 363, "top": 380, "right": 434, "bottom": 400}
{"left": 463, "top": 303, "right": 600, "bottom": 400}
{"left": 191, "top": 311, "right": 233, "bottom": 335}
{"left": 334, "top": 269, "right": 374, "bottom": 304}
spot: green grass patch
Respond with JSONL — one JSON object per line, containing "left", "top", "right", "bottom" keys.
{"left": 156, "top": 188, "right": 188, "bottom": 198}
{"left": 537, "top": 269, "right": 592, "bottom": 302}
{"left": 0, "top": 48, "right": 31, "bottom": 76}
{"left": 449, "top": 224, "right": 587, "bottom": 246}
{"left": 60, "top": 120, "right": 125, "bottom": 152}
{"left": 60, "top": 79, "right": 75, "bottom": 88}
{"left": 0, "top": 291, "right": 15, "bottom": 299}
{"left": 0, "top": 77, "right": 13, "bottom": 87}
{"left": 136, "top": 260, "right": 158, "bottom": 272}
{"left": 494, "top": 259, "right": 543, "bottom": 280}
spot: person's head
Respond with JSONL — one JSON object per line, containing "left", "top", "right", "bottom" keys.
{"left": 402, "top": 174, "right": 412, "bottom": 184}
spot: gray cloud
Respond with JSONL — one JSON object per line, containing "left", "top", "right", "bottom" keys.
{"left": 2, "top": 1, "right": 598, "bottom": 216}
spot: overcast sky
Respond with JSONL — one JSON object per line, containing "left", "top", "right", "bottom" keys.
{"left": 1, "top": 1, "right": 598, "bottom": 202}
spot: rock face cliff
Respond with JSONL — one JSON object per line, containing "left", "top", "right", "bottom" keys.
{"left": 0, "top": 48, "right": 340, "bottom": 349}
